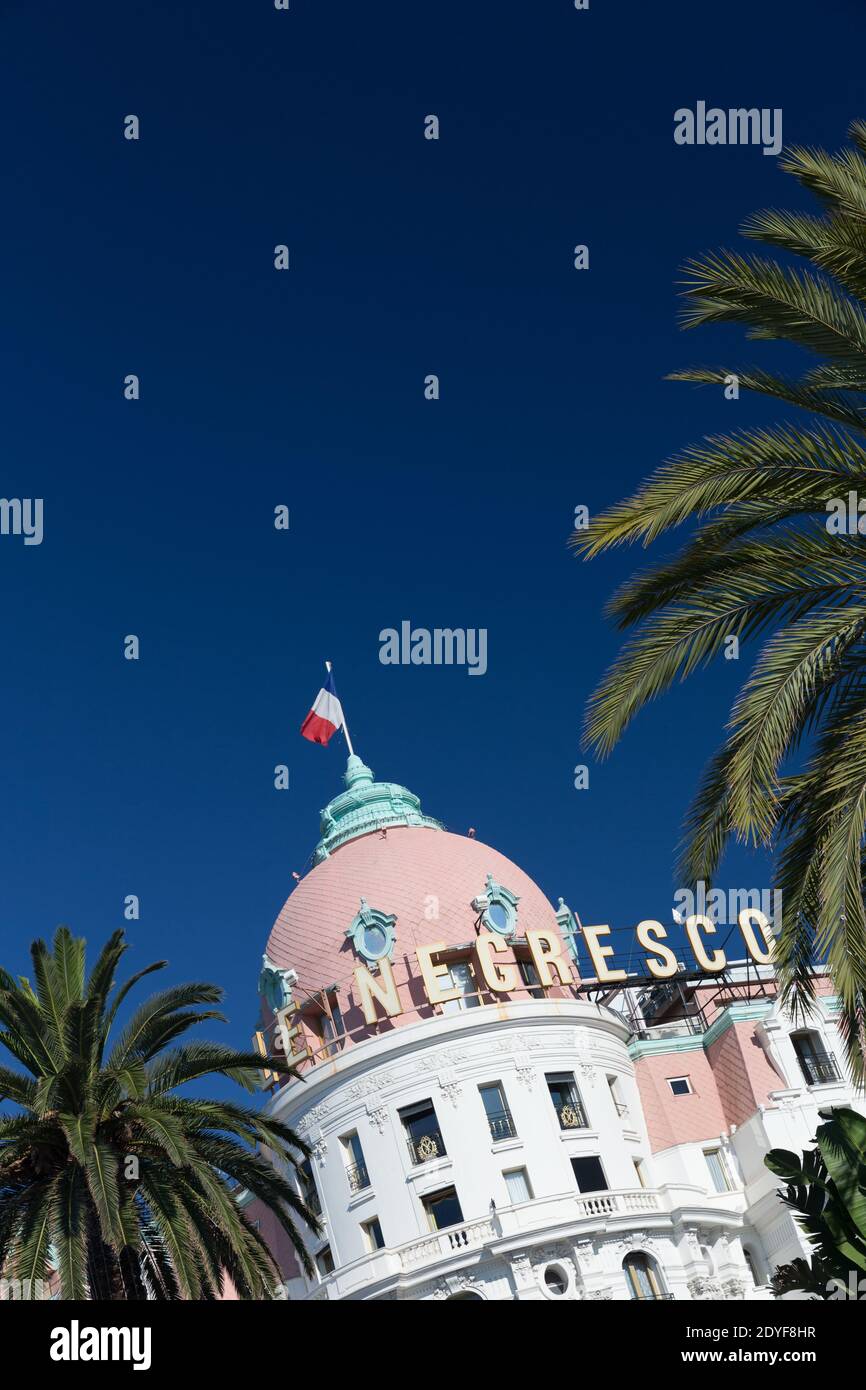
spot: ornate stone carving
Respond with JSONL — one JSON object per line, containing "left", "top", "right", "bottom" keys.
{"left": 508, "top": 1253, "right": 535, "bottom": 1292}
{"left": 684, "top": 1228, "right": 702, "bottom": 1255}
{"left": 438, "top": 1078, "right": 463, "bottom": 1108}
{"left": 610, "top": 1231, "right": 660, "bottom": 1260}
{"left": 344, "top": 1071, "right": 394, "bottom": 1100}
{"left": 496, "top": 1033, "right": 542, "bottom": 1054}
{"left": 574, "top": 1240, "right": 598, "bottom": 1272}
{"left": 722, "top": 1277, "right": 747, "bottom": 1300}
{"left": 417, "top": 1048, "right": 469, "bottom": 1072}
{"left": 688, "top": 1276, "right": 726, "bottom": 1300}
{"left": 366, "top": 1103, "right": 389, "bottom": 1133}
{"left": 532, "top": 1242, "right": 575, "bottom": 1271}
{"left": 298, "top": 1101, "right": 329, "bottom": 1134}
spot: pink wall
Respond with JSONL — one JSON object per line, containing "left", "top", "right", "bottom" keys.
{"left": 219, "top": 1196, "right": 303, "bottom": 1301}
{"left": 705, "top": 1020, "right": 782, "bottom": 1128}
{"left": 633, "top": 1048, "right": 729, "bottom": 1151}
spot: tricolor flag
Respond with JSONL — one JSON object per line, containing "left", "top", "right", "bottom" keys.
{"left": 300, "top": 669, "right": 346, "bottom": 747}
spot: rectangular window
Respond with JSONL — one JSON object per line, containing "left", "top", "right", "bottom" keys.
{"left": 571, "top": 1155, "right": 608, "bottom": 1193}
{"left": 545, "top": 1072, "right": 587, "bottom": 1129}
{"left": 423, "top": 1186, "right": 464, "bottom": 1232}
{"left": 791, "top": 1031, "right": 840, "bottom": 1086}
{"left": 320, "top": 996, "right": 345, "bottom": 1057}
{"left": 517, "top": 956, "right": 544, "bottom": 999}
{"left": 298, "top": 1157, "right": 322, "bottom": 1219}
{"left": 704, "top": 1148, "right": 733, "bottom": 1193}
{"left": 667, "top": 1076, "right": 692, "bottom": 1096}
{"left": 316, "top": 1245, "right": 335, "bottom": 1277}
{"left": 503, "top": 1167, "right": 532, "bottom": 1204}
{"left": 479, "top": 1081, "right": 516, "bottom": 1141}
{"left": 608, "top": 1074, "right": 629, "bottom": 1117}
{"left": 399, "top": 1099, "right": 446, "bottom": 1165}
{"left": 340, "top": 1130, "right": 370, "bottom": 1193}
{"left": 633, "top": 1158, "right": 647, "bottom": 1189}
{"left": 362, "top": 1217, "right": 385, "bottom": 1251}
{"left": 441, "top": 960, "right": 480, "bottom": 1014}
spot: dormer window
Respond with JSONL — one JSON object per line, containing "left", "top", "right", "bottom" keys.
{"left": 471, "top": 874, "right": 520, "bottom": 937}
{"left": 345, "top": 899, "right": 397, "bottom": 963}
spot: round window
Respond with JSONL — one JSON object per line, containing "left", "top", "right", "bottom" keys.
{"left": 486, "top": 902, "right": 511, "bottom": 934}
{"left": 543, "top": 1265, "right": 568, "bottom": 1296}
{"left": 362, "top": 923, "right": 388, "bottom": 957}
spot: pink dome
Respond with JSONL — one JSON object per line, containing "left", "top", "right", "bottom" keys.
{"left": 266, "top": 825, "right": 561, "bottom": 1008}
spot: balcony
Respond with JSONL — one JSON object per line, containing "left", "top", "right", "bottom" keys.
{"left": 553, "top": 1099, "right": 588, "bottom": 1130}
{"left": 799, "top": 1056, "right": 842, "bottom": 1086}
{"left": 346, "top": 1160, "right": 370, "bottom": 1194}
{"left": 400, "top": 1215, "right": 497, "bottom": 1269}
{"left": 576, "top": 1188, "right": 661, "bottom": 1219}
{"left": 303, "top": 1187, "right": 675, "bottom": 1297}
{"left": 406, "top": 1130, "right": 447, "bottom": 1165}
{"left": 486, "top": 1109, "right": 517, "bottom": 1142}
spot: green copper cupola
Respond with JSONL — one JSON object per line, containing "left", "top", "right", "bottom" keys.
{"left": 313, "top": 755, "right": 443, "bottom": 863}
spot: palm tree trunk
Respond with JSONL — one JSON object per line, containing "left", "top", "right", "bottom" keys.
{"left": 85, "top": 1206, "right": 125, "bottom": 1300}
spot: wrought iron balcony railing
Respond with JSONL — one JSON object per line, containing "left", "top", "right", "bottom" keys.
{"left": 405, "top": 1130, "right": 447, "bottom": 1165}
{"left": 346, "top": 1160, "right": 370, "bottom": 1194}
{"left": 800, "top": 1056, "right": 842, "bottom": 1086}
{"left": 487, "top": 1110, "right": 516, "bottom": 1142}
{"left": 554, "top": 1099, "right": 588, "bottom": 1130}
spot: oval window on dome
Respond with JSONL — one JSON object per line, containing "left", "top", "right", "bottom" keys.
{"left": 345, "top": 899, "right": 398, "bottom": 964}
{"left": 485, "top": 902, "right": 511, "bottom": 935}
{"left": 473, "top": 874, "right": 520, "bottom": 939}
{"left": 362, "top": 923, "right": 388, "bottom": 958}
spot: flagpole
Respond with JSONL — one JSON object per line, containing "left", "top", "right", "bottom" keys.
{"left": 325, "top": 660, "right": 355, "bottom": 756}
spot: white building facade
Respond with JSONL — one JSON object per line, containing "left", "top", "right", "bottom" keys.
{"left": 251, "top": 755, "right": 862, "bottom": 1302}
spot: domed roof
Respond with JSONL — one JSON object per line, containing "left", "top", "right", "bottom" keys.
{"left": 265, "top": 758, "right": 562, "bottom": 1001}
{"left": 312, "top": 754, "right": 443, "bottom": 864}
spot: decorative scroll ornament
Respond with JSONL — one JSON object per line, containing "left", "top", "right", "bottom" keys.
{"left": 345, "top": 897, "right": 397, "bottom": 963}
{"left": 471, "top": 873, "right": 520, "bottom": 937}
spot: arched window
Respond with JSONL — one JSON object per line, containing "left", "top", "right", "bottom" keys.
{"left": 446, "top": 1291, "right": 484, "bottom": 1301}
{"left": 623, "top": 1252, "right": 667, "bottom": 1301}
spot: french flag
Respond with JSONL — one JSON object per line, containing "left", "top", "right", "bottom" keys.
{"left": 300, "top": 670, "right": 345, "bottom": 747}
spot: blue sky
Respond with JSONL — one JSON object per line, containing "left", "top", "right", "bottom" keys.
{"left": 2, "top": 0, "right": 863, "bottom": 1059}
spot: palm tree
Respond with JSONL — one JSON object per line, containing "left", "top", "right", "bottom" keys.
{"left": 765, "top": 1106, "right": 866, "bottom": 1296}
{"left": 573, "top": 120, "right": 866, "bottom": 1078}
{"left": 0, "top": 926, "right": 318, "bottom": 1299}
